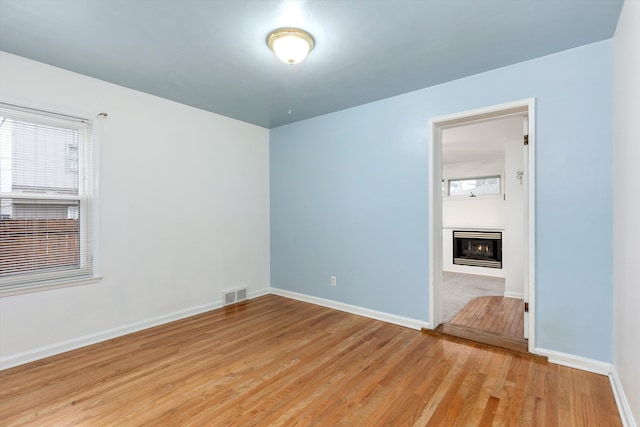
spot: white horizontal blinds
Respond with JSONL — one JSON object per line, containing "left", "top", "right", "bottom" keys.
{"left": 0, "top": 103, "right": 93, "bottom": 289}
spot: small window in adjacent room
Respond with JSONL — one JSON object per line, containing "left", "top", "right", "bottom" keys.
{"left": 0, "top": 102, "right": 97, "bottom": 293}
{"left": 448, "top": 176, "right": 501, "bottom": 196}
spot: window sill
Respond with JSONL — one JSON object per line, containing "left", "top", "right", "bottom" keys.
{"left": 443, "top": 194, "right": 503, "bottom": 201}
{"left": 0, "top": 276, "right": 103, "bottom": 298}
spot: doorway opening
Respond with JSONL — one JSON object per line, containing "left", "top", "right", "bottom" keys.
{"left": 428, "top": 99, "right": 536, "bottom": 354}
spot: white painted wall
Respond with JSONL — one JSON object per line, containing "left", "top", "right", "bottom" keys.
{"left": 503, "top": 138, "right": 525, "bottom": 298}
{"left": 613, "top": 1, "right": 640, "bottom": 425}
{"left": 443, "top": 158, "right": 504, "bottom": 178}
{"left": 443, "top": 159, "right": 504, "bottom": 184}
{"left": 442, "top": 197, "right": 505, "bottom": 229}
{"left": 442, "top": 159, "right": 505, "bottom": 229}
{"left": 442, "top": 158, "right": 505, "bottom": 277}
{"left": 0, "top": 52, "right": 270, "bottom": 368}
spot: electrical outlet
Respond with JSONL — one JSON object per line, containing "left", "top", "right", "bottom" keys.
{"left": 330, "top": 276, "right": 336, "bottom": 286}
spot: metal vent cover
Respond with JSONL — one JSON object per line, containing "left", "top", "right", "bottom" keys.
{"left": 236, "top": 288, "right": 247, "bottom": 302}
{"left": 223, "top": 291, "right": 236, "bottom": 306}
{"left": 222, "top": 287, "right": 248, "bottom": 306}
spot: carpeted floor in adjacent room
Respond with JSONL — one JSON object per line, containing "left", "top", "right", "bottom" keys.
{"left": 442, "top": 271, "right": 505, "bottom": 322}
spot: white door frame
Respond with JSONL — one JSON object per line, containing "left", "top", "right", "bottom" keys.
{"left": 428, "top": 98, "right": 536, "bottom": 353}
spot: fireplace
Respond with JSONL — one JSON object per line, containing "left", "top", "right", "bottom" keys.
{"left": 453, "top": 230, "right": 502, "bottom": 269}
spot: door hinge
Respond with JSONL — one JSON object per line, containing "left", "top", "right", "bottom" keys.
{"left": 524, "top": 135, "right": 529, "bottom": 146}
{"left": 524, "top": 302, "right": 529, "bottom": 312}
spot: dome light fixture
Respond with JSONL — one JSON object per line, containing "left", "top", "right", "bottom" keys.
{"left": 267, "top": 27, "right": 315, "bottom": 65}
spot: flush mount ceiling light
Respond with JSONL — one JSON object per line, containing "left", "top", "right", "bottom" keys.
{"left": 267, "top": 27, "right": 315, "bottom": 64}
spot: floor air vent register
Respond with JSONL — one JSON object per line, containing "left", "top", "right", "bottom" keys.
{"left": 222, "top": 288, "right": 248, "bottom": 306}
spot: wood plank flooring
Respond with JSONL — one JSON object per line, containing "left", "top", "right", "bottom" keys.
{"left": 0, "top": 295, "right": 622, "bottom": 426}
{"left": 436, "top": 296, "right": 529, "bottom": 354}
{"left": 451, "top": 296, "right": 525, "bottom": 338}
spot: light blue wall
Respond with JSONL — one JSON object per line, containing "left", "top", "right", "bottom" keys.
{"left": 270, "top": 40, "right": 613, "bottom": 362}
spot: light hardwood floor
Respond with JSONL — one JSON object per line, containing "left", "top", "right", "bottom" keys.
{"left": 0, "top": 295, "right": 622, "bottom": 426}
{"left": 451, "top": 296, "right": 525, "bottom": 338}
{"left": 435, "top": 296, "right": 530, "bottom": 354}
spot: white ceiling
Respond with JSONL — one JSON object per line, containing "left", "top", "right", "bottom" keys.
{"left": 0, "top": 0, "right": 624, "bottom": 128}
{"left": 442, "top": 116, "right": 524, "bottom": 165}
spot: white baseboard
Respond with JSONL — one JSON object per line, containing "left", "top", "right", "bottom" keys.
{"left": 610, "top": 365, "right": 638, "bottom": 427}
{"left": 442, "top": 265, "right": 505, "bottom": 278}
{"left": 248, "top": 287, "right": 271, "bottom": 299}
{"left": 534, "top": 349, "right": 637, "bottom": 426}
{"left": 503, "top": 291, "right": 524, "bottom": 299}
{"left": 1, "top": 284, "right": 623, "bottom": 406}
{"left": 269, "top": 278, "right": 634, "bottom": 427}
{"left": 0, "top": 287, "right": 270, "bottom": 371}
{"left": 535, "top": 347, "right": 612, "bottom": 375}
{"left": 270, "top": 287, "right": 430, "bottom": 331}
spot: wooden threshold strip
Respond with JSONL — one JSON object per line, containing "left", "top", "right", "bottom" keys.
{"left": 424, "top": 324, "right": 545, "bottom": 362}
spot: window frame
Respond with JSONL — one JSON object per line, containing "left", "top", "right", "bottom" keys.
{"left": 443, "top": 174, "right": 503, "bottom": 198}
{"left": 0, "top": 101, "right": 101, "bottom": 296}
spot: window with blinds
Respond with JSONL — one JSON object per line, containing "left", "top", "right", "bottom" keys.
{"left": 0, "top": 103, "right": 95, "bottom": 291}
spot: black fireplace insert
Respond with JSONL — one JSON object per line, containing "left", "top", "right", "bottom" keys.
{"left": 453, "top": 230, "right": 502, "bottom": 269}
